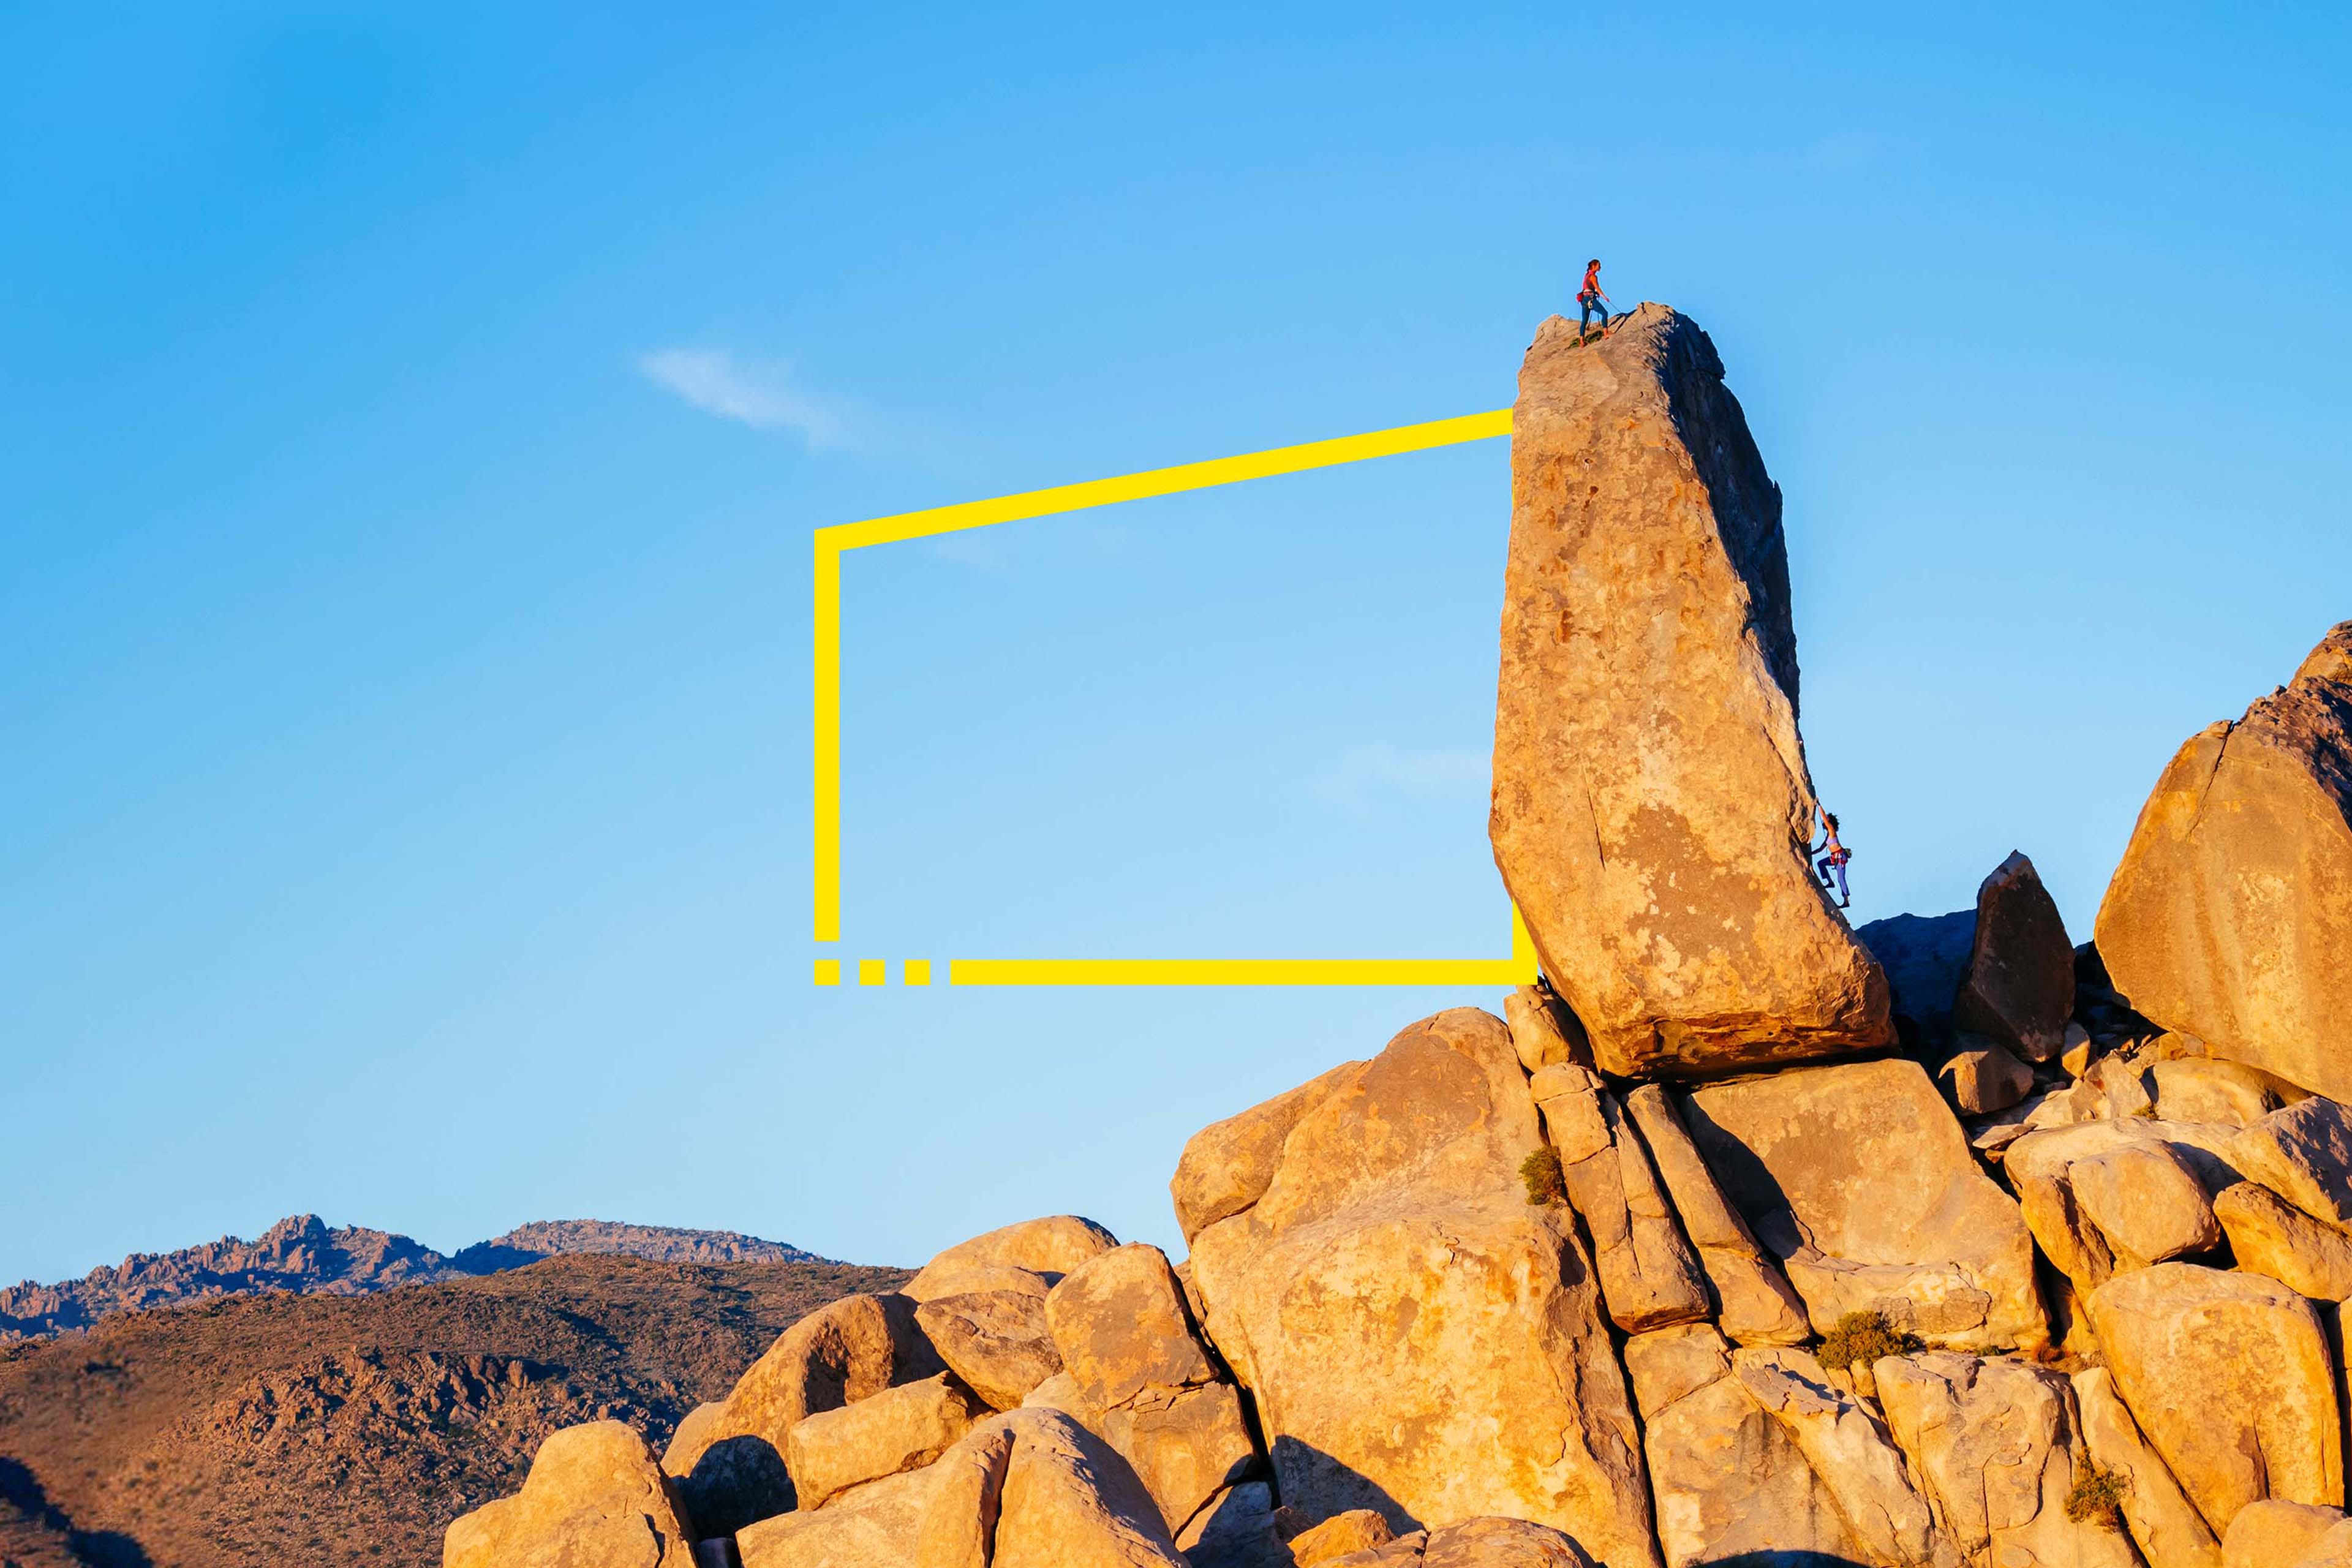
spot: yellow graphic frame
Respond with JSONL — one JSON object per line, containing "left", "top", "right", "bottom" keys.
{"left": 812, "top": 408, "right": 1539, "bottom": 987}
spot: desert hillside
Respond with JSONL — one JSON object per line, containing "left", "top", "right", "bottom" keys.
{"left": 0, "top": 1254, "right": 903, "bottom": 1567}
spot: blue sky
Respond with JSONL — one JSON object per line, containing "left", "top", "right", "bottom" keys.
{"left": 4, "top": 3, "right": 2346, "bottom": 1286}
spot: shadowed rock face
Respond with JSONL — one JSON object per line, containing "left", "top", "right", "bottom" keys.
{"left": 1490, "top": 303, "right": 1891, "bottom": 1078}
{"left": 2097, "top": 621, "right": 2352, "bottom": 1100}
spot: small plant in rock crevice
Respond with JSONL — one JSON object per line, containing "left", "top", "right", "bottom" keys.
{"left": 1815, "top": 1310, "right": 1921, "bottom": 1372}
{"left": 1520, "top": 1147, "right": 1567, "bottom": 1207}
{"left": 2066, "top": 1463, "right": 2129, "bottom": 1526}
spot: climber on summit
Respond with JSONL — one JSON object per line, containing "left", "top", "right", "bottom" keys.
{"left": 1577, "top": 259, "right": 1611, "bottom": 340}
{"left": 1811, "top": 804, "right": 1852, "bottom": 908}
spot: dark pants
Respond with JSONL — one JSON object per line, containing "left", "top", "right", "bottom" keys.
{"left": 1819, "top": 854, "right": 1849, "bottom": 903}
{"left": 1580, "top": 295, "right": 1608, "bottom": 333}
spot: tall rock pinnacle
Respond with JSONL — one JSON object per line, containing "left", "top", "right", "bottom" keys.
{"left": 1490, "top": 304, "right": 1892, "bottom": 1077}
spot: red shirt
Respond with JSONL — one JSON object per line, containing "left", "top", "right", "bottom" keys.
{"left": 1580, "top": 265, "right": 1602, "bottom": 300}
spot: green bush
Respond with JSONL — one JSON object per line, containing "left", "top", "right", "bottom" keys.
{"left": 2066, "top": 1464, "right": 2129, "bottom": 1526}
{"left": 1815, "top": 1310, "right": 1920, "bottom": 1372}
{"left": 1520, "top": 1147, "right": 1566, "bottom": 1207}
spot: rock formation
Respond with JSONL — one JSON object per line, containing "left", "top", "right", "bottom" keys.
{"left": 443, "top": 1420, "right": 697, "bottom": 1568}
{"left": 2097, "top": 622, "right": 2352, "bottom": 1101}
{"left": 1185, "top": 1009, "right": 1657, "bottom": 1568}
{"left": 1490, "top": 303, "right": 1891, "bottom": 1076}
{"left": 1683, "top": 1058, "right": 2048, "bottom": 1350}
{"left": 438, "top": 318, "right": 2352, "bottom": 1568}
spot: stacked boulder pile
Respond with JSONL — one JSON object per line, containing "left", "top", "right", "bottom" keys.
{"left": 442, "top": 306, "right": 2352, "bottom": 1568}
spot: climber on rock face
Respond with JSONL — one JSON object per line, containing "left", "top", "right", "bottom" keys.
{"left": 1811, "top": 804, "right": 1852, "bottom": 908}
{"left": 1577, "top": 259, "right": 1611, "bottom": 341}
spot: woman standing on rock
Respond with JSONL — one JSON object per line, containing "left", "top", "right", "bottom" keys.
{"left": 1578, "top": 258, "right": 1611, "bottom": 340}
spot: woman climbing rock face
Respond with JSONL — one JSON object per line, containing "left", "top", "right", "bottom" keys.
{"left": 1814, "top": 805, "right": 1852, "bottom": 908}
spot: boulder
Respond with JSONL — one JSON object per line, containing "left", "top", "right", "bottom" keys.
{"left": 2085, "top": 1263, "right": 2342, "bottom": 1534}
{"left": 1170, "top": 1063, "right": 1362, "bottom": 1245}
{"left": 1489, "top": 303, "right": 1892, "bottom": 1077}
{"left": 1291, "top": 1510, "right": 1400, "bottom": 1566}
{"left": 1952, "top": 853, "right": 2076, "bottom": 1062}
{"left": 1619, "top": 1085, "right": 1809, "bottom": 1345}
{"left": 1684, "top": 1058, "right": 2047, "bottom": 1350}
{"left": 1876, "top": 1352, "right": 2136, "bottom": 1568}
{"left": 1531, "top": 1066, "right": 1709, "bottom": 1333}
{"left": 2214, "top": 1183, "right": 2352, "bottom": 1301}
{"left": 1176, "top": 1482, "right": 1289, "bottom": 1568}
{"left": 2227, "top": 1099, "right": 2352, "bottom": 1228}
{"left": 1042, "top": 1242, "right": 1257, "bottom": 1534}
{"left": 445, "top": 1420, "right": 698, "bottom": 1568}
{"left": 905, "top": 1216, "right": 1120, "bottom": 1302}
{"left": 1733, "top": 1346, "right": 1947, "bottom": 1568}
{"left": 1505, "top": 984, "right": 1589, "bottom": 1074}
{"left": 663, "top": 1291, "right": 944, "bottom": 1533}
{"left": 2222, "top": 1502, "right": 2348, "bottom": 1568}
{"left": 2095, "top": 622, "right": 2352, "bottom": 1101}
{"left": 1940, "top": 1041, "right": 2035, "bottom": 1116}
{"left": 1622, "top": 1323, "right": 1875, "bottom": 1567}
{"left": 2073, "top": 1365, "right": 2222, "bottom": 1568}
{"left": 1321, "top": 1518, "right": 1598, "bottom": 1567}
{"left": 2006, "top": 1120, "right": 2243, "bottom": 1296}
{"left": 913, "top": 1408, "right": 1188, "bottom": 1568}
{"left": 2153, "top": 1060, "right": 2296, "bottom": 1129}
{"left": 1186, "top": 1009, "right": 1657, "bottom": 1568}
{"left": 2068, "top": 1142, "right": 2222, "bottom": 1268}
{"left": 916, "top": 1287, "right": 1063, "bottom": 1411}
{"left": 736, "top": 1464, "right": 937, "bottom": 1568}
{"left": 1858, "top": 908, "right": 1977, "bottom": 1049}
{"left": 783, "top": 1371, "right": 984, "bottom": 1510}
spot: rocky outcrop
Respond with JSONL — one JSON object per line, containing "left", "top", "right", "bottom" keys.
{"left": 1041, "top": 1242, "right": 1259, "bottom": 1535}
{"left": 1490, "top": 303, "right": 1891, "bottom": 1077}
{"left": 915, "top": 1286, "right": 1063, "bottom": 1411}
{"left": 2228, "top": 1098, "right": 2352, "bottom": 1227}
{"left": 904, "top": 1216, "right": 1120, "bottom": 1302}
{"left": 1620, "top": 1085, "right": 1809, "bottom": 1346}
{"left": 916, "top": 1408, "right": 1188, "bottom": 1568}
{"left": 663, "top": 1291, "right": 943, "bottom": 1533}
{"left": 1732, "top": 1346, "right": 1945, "bottom": 1568}
{"left": 2073, "top": 1365, "right": 2221, "bottom": 1568}
{"left": 1684, "top": 1058, "right": 2047, "bottom": 1349}
{"left": 1336, "top": 1516, "right": 1598, "bottom": 1565}
{"left": 1953, "top": 853, "right": 2076, "bottom": 1063}
{"left": 1171, "top": 1064, "right": 1364, "bottom": 1244}
{"left": 782, "top": 1371, "right": 983, "bottom": 1510}
{"left": 736, "top": 1463, "right": 938, "bottom": 1568}
{"left": 450, "top": 1221, "right": 821, "bottom": 1272}
{"left": 2096, "top": 622, "right": 2352, "bottom": 1101}
{"left": 2086, "top": 1263, "right": 2342, "bottom": 1534}
{"left": 1876, "top": 1353, "right": 2133, "bottom": 1568}
{"left": 444, "top": 1420, "right": 696, "bottom": 1568}
{"left": 1623, "top": 1323, "right": 1880, "bottom": 1567}
{"left": 1186, "top": 1008, "right": 1657, "bottom": 1568}
{"left": 1531, "top": 1065, "right": 1709, "bottom": 1334}
{"left": 2214, "top": 1182, "right": 2352, "bottom": 1300}
{"left": 2223, "top": 1504, "right": 2351, "bottom": 1568}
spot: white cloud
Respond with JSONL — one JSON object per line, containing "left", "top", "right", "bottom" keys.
{"left": 636, "top": 347, "right": 851, "bottom": 448}
{"left": 1319, "top": 744, "right": 1489, "bottom": 804}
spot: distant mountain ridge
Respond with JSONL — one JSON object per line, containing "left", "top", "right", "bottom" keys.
{"left": 0, "top": 1215, "right": 825, "bottom": 1343}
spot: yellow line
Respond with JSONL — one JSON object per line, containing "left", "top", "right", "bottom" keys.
{"left": 905, "top": 959, "right": 932, "bottom": 986}
{"left": 811, "top": 407, "right": 1515, "bottom": 962}
{"left": 813, "top": 537, "right": 842, "bottom": 942}
{"left": 859, "top": 958, "right": 886, "bottom": 986}
{"left": 948, "top": 957, "right": 1538, "bottom": 987}
{"left": 813, "top": 959, "right": 842, "bottom": 986}
{"left": 815, "top": 409, "right": 1511, "bottom": 552}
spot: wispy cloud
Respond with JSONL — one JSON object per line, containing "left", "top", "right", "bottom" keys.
{"left": 1318, "top": 744, "right": 1489, "bottom": 805}
{"left": 636, "top": 347, "right": 851, "bottom": 449}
